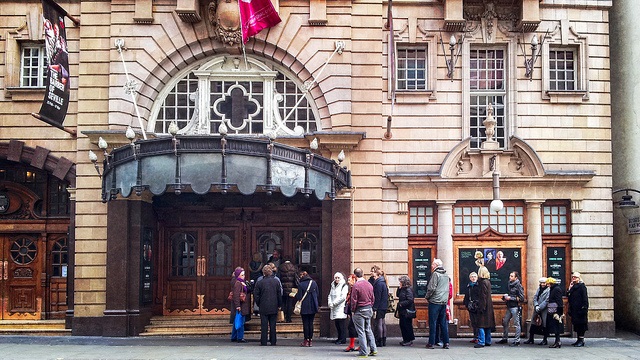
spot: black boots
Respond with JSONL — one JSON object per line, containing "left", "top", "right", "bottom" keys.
{"left": 572, "top": 338, "right": 585, "bottom": 347}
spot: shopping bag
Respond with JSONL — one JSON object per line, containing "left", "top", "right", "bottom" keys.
{"left": 234, "top": 312, "right": 244, "bottom": 330}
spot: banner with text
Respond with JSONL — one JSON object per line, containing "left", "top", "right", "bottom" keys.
{"left": 39, "top": 0, "right": 70, "bottom": 129}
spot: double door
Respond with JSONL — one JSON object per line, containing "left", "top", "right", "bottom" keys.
{"left": 164, "top": 228, "right": 237, "bottom": 315}
{"left": 0, "top": 234, "right": 42, "bottom": 319}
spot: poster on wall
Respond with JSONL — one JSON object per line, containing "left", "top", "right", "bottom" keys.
{"left": 458, "top": 247, "right": 522, "bottom": 294}
{"left": 141, "top": 227, "right": 153, "bottom": 304}
{"left": 546, "top": 247, "right": 566, "bottom": 286}
{"left": 412, "top": 248, "right": 431, "bottom": 298}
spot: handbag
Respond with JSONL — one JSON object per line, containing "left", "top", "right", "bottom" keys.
{"left": 228, "top": 290, "right": 247, "bottom": 302}
{"left": 405, "top": 308, "right": 417, "bottom": 319}
{"left": 548, "top": 302, "right": 558, "bottom": 314}
{"left": 277, "top": 309, "right": 285, "bottom": 322}
{"left": 387, "top": 293, "right": 395, "bottom": 313}
{"left": 534, "top": 313, "right": 543, "bottom": 326}
{"left": 467, "top": 299, "right": 479, "bottom": 313}
{"left": 294, "top": 281, "right": 313, "bottom": 315}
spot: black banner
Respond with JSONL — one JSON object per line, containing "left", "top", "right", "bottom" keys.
{"left": 412, "top": 248, "right": 431, "bottom": 298}
{"left": 39, "top": 0, "right": 70, "bottom": 129}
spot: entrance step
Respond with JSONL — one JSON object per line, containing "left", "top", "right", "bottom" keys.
{"left": 0, "top": 320, "right": 70, "bottom": 336}
{"left": 141, "top": 315, "right": 320, "bottom": 337}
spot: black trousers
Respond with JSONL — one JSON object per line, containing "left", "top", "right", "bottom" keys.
{"left": 546, "top": 313, "right": 562, "bottom": 343}
{"left": 334, "top": 318, "right": 347, "bottom": 342}
{"left": 282, "top": 296, "right": 293, "bottom": 322}
{"left": 260, "top": 313, "right": 277, "bottom": 345}
{"left": 347, "top": 316, "right": 358, "bottom": 338}
{"left": 301, "top": 314, "right": 315, "bottom": 340}
{"left": 399, "top": 316, "right": 415, "bottom": 342}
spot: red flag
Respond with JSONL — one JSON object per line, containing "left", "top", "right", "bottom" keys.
{"left": 238, "top": 0, "right": 282, "bottom": 44}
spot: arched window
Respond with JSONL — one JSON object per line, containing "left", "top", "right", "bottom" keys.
{"left": 149, "top": 56, "right": 320, "bottom": 137}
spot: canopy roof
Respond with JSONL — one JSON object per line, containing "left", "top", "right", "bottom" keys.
{"left": 101, "top": 135, "right": 351, "bottom": 202}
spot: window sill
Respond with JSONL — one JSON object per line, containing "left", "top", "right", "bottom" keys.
{"left": 544, "top": 90, "right": 588, "bottom": 104}
{"left": 395, "top": 90, "right": 436, "bottom": 103}
{"left": 5, "top": 87, "right": 46, "bottom": 102}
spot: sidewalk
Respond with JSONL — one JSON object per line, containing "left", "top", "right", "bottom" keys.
{"left": 0, "top": 331, "right": 639, "bottom": 360}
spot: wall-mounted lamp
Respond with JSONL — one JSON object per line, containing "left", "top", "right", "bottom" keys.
{"left": 440, "top": 31, "right": 465, "bottom": 81}
{"left": 519, "top": 30, "right": 549, "bottom": 80}
{"left": 89, "top": 137, "right": 110, "bottom": 177}
{"left": 489, "top": 155, "right": 503, "bottom": 213}
{"left": 613, "top": 188, "right": 640, "bottom": 218}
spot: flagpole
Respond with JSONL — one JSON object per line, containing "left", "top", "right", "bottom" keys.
{"left": 282, "top": 41, "right": 345, "bottom": 123}
{"left": 115, "top": 39, "right": 147, "bottom": 140}
{"left": 43, "top": 0, "right": 80, "bottom": 25}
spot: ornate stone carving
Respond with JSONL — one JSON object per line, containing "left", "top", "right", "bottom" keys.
{"left": 208, "top": 0, "right": 242, "bottom": 46}
{"left": 463, "top": 0, "right": 520, "bottom": 37}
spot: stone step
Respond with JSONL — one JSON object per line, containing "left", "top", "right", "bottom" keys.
{"left": 141, "top": 315, "right": 319, "bottom": 337}
{"left": 0, "top": 320, "right": 70, "bottom": 336}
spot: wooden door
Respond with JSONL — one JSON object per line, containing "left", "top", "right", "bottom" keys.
{"left": 46, "top": 236, "right": 68, "bottom": 319}
{"left": 164, "top": 228, "right": 237, "bottom": 315}
{"left": 0, "top": 234, "right": 42, "bottom": 320}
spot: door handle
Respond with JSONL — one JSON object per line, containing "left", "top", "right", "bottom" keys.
{"left": 201, "top": 256, "right": 206, "bottom": 277}
{"left": 2, "top": 260, "right": 7, "bottom": 280}
{"left": 196, "top": 257, "right": 205, "bottom": 277}
{"left": 196, "top": 257, "right": 201, "bottom": 277}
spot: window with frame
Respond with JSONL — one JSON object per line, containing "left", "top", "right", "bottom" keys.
{"left": 409, "top": 204, "right": 435, "bottom": 235}
{"left": 542, "top": 203, "right": 570, "bottom": 234}
{"left": 397, "top": 46, "right": 427, "bottom": 91}
{"left": 548, "top": 48, "right": 576, "bottom": 91}
{"left": 454, "top": 203, "right": 525, "bottom": 234}
{"left": 20, "top": 44, "right": 48, "bottom": 88}
{"left": 469, "top": 49, "right": 506, "bottom": 149}
{"left": 152, "top": 57, "right": 319, "bottom": 136}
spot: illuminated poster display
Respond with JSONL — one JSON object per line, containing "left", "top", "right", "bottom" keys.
{"left": 458, "top": 247, "right": 522, "bottom": 294}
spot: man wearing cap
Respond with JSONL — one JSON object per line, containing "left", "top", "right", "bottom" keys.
{"left": 524, "top": 277, "right": 549, "bottom": 345}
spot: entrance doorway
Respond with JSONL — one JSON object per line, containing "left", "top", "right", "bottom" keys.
{"left": 156, "top": 193, "right": 324, "bottom": 316}
{"left": 0, "top": 234, "right": 42, "bottom": 320}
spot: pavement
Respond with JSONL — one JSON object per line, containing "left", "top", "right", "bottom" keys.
{"left": 0, "top": 331, "right": 639, "bottom": 360}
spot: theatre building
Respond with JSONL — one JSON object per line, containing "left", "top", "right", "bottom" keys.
{"left": 0, "top": 0, "right": 614, "bottom": 337}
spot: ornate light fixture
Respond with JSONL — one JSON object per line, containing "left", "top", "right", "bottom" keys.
{"left": 519, "top": 30, "right": 549, "bottom": 80}
{"left": 89, "top": 137, "right": 110, "bottom": 177}
{"left": 440, "top": 32, "right": 465, "bottom": 81}
{"left": 613, "top": 188, "right": 640, "bottom": 218}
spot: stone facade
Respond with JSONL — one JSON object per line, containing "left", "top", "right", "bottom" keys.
{"left": 0, "top": 0, "right": 615, "bottom": 336}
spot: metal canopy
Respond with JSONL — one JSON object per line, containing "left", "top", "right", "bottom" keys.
{"left": 101, "top": 135, "right": 351, "bottom": 202}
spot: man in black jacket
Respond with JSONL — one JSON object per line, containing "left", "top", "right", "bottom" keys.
{"left": 254, "top": 266, "right": 283, "bottom": 346}
{"left": 497, "top": 271, "right": 525, "bottom": 346}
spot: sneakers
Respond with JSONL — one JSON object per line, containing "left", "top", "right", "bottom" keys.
{"left": 400, "top": 341, "right": 413, "bottom": 346}
{"left": 497, "top": 339, "right": 508, "bottom": 344}
{"left": 443, "top": 343, "right": 450, "bottom": 349}
{"left": 474, "top": 344, "right": 485, "bottom": 348}
{"left": 425, "top": 343, "right": 434, "bottom": 349}
{"left": 510, "top": 341, "right": 520, "bottom": 346}
{"left": 369, "top": 351, "right": 378, "bottom": 356}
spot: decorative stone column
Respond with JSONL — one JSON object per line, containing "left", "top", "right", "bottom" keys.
{"left": 525, "top": 201, "right": 544, "bottom": 311}
{"left": 437, "top": 201, "right": 455, "bottom": 321}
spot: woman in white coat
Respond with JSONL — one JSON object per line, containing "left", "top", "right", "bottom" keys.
{"left": 328, "top": 272, "right": 349, "bottom": 344}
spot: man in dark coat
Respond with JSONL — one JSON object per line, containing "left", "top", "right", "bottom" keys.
{"left": 278, "top": 257, "right": 297, "bottom": 322}
{"left": 254, "top": 266, "right": 283, "bottom": 346}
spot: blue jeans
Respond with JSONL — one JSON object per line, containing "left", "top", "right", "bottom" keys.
{"left": 353, "top": 306, "right": 377, "bottom": 356}
{"left": 428, "top": 303, "right": 449, "bottom": 345}
{"left": 478, "top": 327, "right": 492, "bottom": 346}
{"left": 231, "top": 312, "right": 245, "bottom": 340}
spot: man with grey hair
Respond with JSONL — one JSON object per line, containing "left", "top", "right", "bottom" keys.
{"left": 425, "top": 258, "right": 451, "bottom": 349}
{"left": 350, "top": 267, "right": 378, "bottom": 357}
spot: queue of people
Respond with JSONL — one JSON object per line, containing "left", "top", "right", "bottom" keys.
{"left": 230, "top": 253, "right": 589, "bottom": 354}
